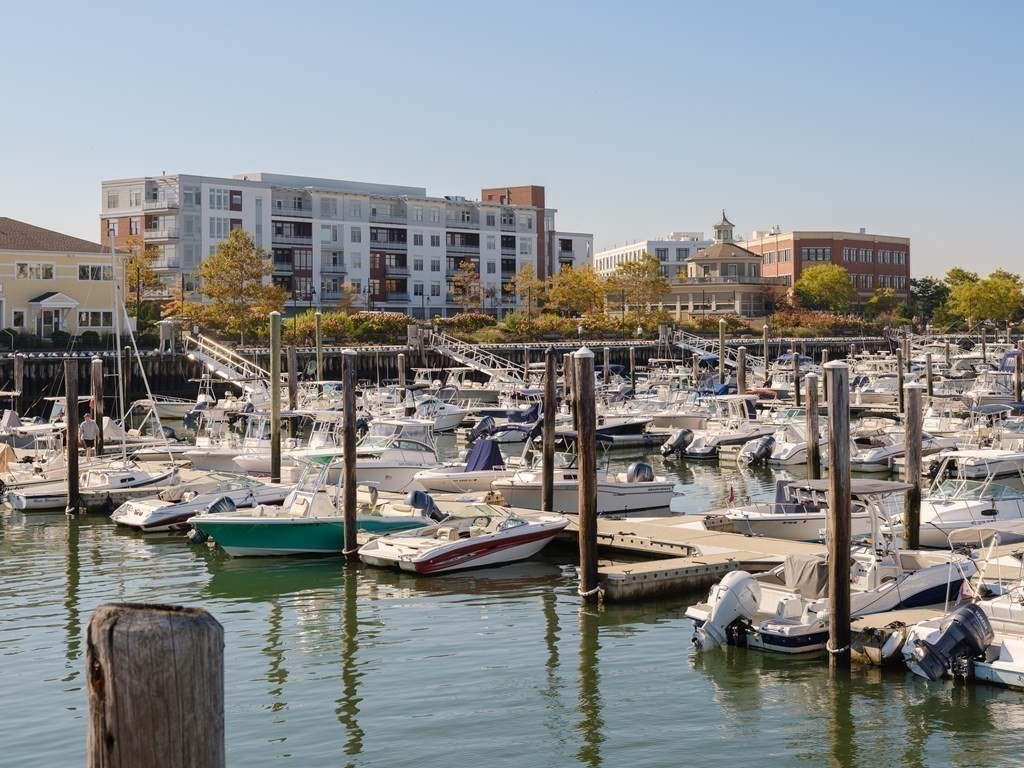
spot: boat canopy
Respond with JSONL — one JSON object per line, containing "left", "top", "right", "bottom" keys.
{"left": 790, "top": 478, "right": 914, "bottom": 496}
{"left": 464, "top": 439, "right": 505, "bottom": 472}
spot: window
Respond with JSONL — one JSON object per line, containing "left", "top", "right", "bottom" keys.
{"left": 107, "top": 191, "right": 119, "bottom": 210}
{"left": 413, "top": 258, "right": 424, "bottom": 271}
{"left": 413, "top": 283, "right": 424, "bottom": 297}
{"left": 655, "top": 248, "right": 668, "bottom": 260}
{"left": 129, "top": 218, "right": 141, "bottom": 236}
{"left": 430, "top": 207, "right": 440, "bottom": 223}
{"left": 413, "top": 233, "right": 424, "bottom": 246}
{"left": 106, "top": 219, "right": 118, "bottom": 238}
{"left": 486, "top": 261, "right": 496, "bottom": 274}
{"left": 79, "top": 265, "right": 114, "bottom": 281}
{"left": 129, "top": 189, "right": 141, "bottom": 207}
{"left": 183, "top": 186, "right": 199, "bottom": 207}
{"left": 78, "top": 311, "right": 114, "bottom": 328}
{"left": 431, "top": 259, "right": 441, "bottom": 272}
{"left": 486, "top": 213, "right": 496, "bottom": 227}
{"left": 320, "top": 198, "right": 338, "bottom": 218}
{"left": 229, "top": 190, "right": 242, "bottom": 211}
{"left": 12, "top": 310, "right": 26, "bottom": 328}
{"left": 209, "top": 217, "right": 229, "bottom": 239}
{"left": 520, "top": 239, "right": 532, "bottom": 255}
{"left": 800, "top": 247, "right": 831, "bottom": 262}
{"left": 350, "top": 201, "right": 362, "bottom": 217}
{"left": 16, "top": 262, "right": 54, "bottom": 280}
{"left": 430, "top": 234, "right": 441, "bottom": 247}
{"left": 412, "top": 206, "right": 423, "bottom": 222}
{"left": 321, "top": 225, "right": 338, "bottom": 243}
{"left": 676, "top": 247, "right": 689, "bottom": 261}
{"left": 487, "top": 235, "right": 496, "bottom": 250}
{"left": 350, "top": 279, "right": 361, "bottom": 293}
{"left": 209, "top": 188, "right": 229, "bottom": 210}
{"left": 431, "top": 283, "right": 441, "bottom": 297}
{"left": 350, "top": 227, "right": 362, "bottom": 243}
{"left": 352, "top": 254, "right": 362, "bottom": 269}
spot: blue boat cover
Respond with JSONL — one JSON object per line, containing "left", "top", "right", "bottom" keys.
{"left": 464, "top": 439, "right": 505, "bottom": 472}
{"left": 509, "top": 402, "right": 541, "bottom": 424}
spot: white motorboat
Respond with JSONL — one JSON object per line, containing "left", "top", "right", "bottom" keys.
{"left": 413, "top": 436, "right": 516, "bottom": 494}
{"left": 7, "top": 460, "right": 178, "bottom": 511}
{"left": 110, "top": 472, "right": 293, "bottom": 532}
{"left": 491, "top": 460, "right": 674, "bottom": 515}
{"left": 687, "top": 479, "right": 977, "bottom": 654}
{"left": 358, "top": 502, "right": 569, "bottom": 574}
{"left": 661, "top": 395, "right": 777, "bottom": 460}
{"left": 850, "top": 427, "right": 958, "bottom": 473}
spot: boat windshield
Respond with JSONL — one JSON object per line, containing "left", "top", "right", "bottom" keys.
{"left": 930, "top": 479, "right": 1024, "bottom": 501}
{"left": 360, "top": 422, "right": 434, "bottom": 450}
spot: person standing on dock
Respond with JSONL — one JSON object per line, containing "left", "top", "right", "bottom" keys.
{"left": 79, "top": 413, "right": 99, "bottom": 459}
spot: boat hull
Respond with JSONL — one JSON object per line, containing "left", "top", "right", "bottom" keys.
{"left": 492, "top": 478, "right": 673, "bottom": 515}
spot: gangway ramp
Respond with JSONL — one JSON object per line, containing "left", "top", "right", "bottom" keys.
{"left": 427, "top": 330, "right": 523, "bottom": 384}
{"left": 183, "top": 334, "right": 274, "bottom": 401}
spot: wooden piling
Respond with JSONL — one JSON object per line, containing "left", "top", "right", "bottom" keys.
{"left": 563, "top": 353, "right": 576, "bottom": 431}
{"left": 287, "top": 346, "right": 298, "bottom": 412}
{"left": 762, "top": 325, "right": 769, "bottom": 380}
{"left": 574, "top": 347, "right": 599, "bottom": 603}
{"left": 523, "top": 346, "right": 530, "bottom": 380}
{"left": 65, "top": 358, "right": 79, "bottom": 515}
{"left": 737, "top": 347, "right": 747, "bottom": 395}
{"left": 342, "top": 349, "right": 358, "bottom": 560}
{"left": 981, "top": 327, "right": 987, "bottom": 363}
{"left": 904, "top": 383, "right": 924, "bottom": 550}
{"left": 925, "top": 352, "right": 934, "bottom": 400}
{"left": 944, "top": 340, "right": 951, "bottom": 367}
{"left": 13, "top": 352, "right": 23, "bottom": 414}
{"left": 895, "top": 347, "right": 905, "bottom": 414}
{"left": 824, "top": 360, "right": 851, "bottom": 669}
{"left": 90, "top": 356, "right": 104, "bottom": 457}
{"left": 629, "top": 346, "right": 636, "bottom": 393}
{"left": 315, "top": 311, "right": 324, "bottom": 381}
{"left": 805, "top": 373, "right": 820, "bottom": 480}
{"left": 718, "top": 319, "right": 726, "bottom": 387}
{"left": 269, "top": 312, "right": 281, "bottom": 484}
{"left": 1015, "top": 351, "right": 1023, "bottom": 404}
{"left": 603, "top": 346, "right": 611, "bottom": 389}
{"left": 86, "top": 603, "right": 224, "bottom": 768}
{"left": 821, "top": 349, "right": 829, "bottom": 403}
{"left": 542, "top": 347, "right": 557, "bottom": 512}
{"left": 792, "top": 345, "right": 801, "bottom": 407}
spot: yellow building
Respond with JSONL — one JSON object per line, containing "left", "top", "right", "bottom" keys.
{"left": 0, "top": 218, "right": 121, "bottom": 340}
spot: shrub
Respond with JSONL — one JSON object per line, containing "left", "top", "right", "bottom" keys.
{"left": 79, "top": 330, "right": 101, "bottom": 348}
{"left": 350, "top": 311, "right": 410, "bottom": 343}
{"left": 435, "top": 312, "right": 498, "bottom": 335}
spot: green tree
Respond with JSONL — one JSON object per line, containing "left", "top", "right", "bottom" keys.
{"left": 609, "top": 252, "right": 670, "bottom": 318}
{"left": 792, "top": 264, "right": 857, "bottom": 312}
{"left": 947, "top": 274, "right": 1024, "bottom": 326}
{"left": 122, "top": 235, "right": 165, "bottom": 331}
{"left": 332, "top": 281, "right": 363, "bottom": 315}
{"left": 546, "top": 265, "right": 606, "bottom": 316}
{"left": 864, "top": 287, "right": 898, "bottom": 318}
{"left": 196, "top": 228, "right": 286, "bottom": 342}
{"left": 450, "top": 260, "right": 483, "bottom": 313}
{"left": 944, "top": 267, "right": 979, "bottom": 289}
{"left": 909, "top": 276, "right": 950, "bottom": 323}
{"left": 509, "top": 262, "right": 546, "bottom": 319}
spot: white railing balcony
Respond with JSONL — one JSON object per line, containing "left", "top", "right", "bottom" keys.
{"left": 447, "top": 217, "right": 480, "bottom": 229}
{"left": 386, "top": 292, "right": 410, "bottom": 302}
{"left": 447, "top": 243, "right": 480, "bottom": 254}
{"left": 385, "top": 264, "right": 409, "bottom": 276}
{"left": 272, "top": 234, "right": 313, "bottom": 245}
{"left": 370, "top": 240, "right": 407, "bottom": 251}
{"left": 321, "top": 262, "right": 347, "bottom": 275}
{"left": 144, "top": 228, "right": 179, "bottom": 240}
{"left": 152, "top": 257, "right": 181, "bottom": 270}
{"left": 143, "top": 199, "right": 179, "bottom": 211}
{"left": 369, "top": 211, "right": 407, "bottom": 224}
{"left": 272, "top": 203, "right": 313, "bottom": 218}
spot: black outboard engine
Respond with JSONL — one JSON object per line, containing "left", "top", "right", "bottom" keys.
{"left": 742, "top": 435, "right": 775, "bottom": 466}
{"left": 626, "top": 462, "right": 655, "bottom": 483}
{"left": 468, "top": 416, "right": 496, "bottom": 443}
{"left": 183, "top": 401, "right": 208, "bottom": 429}
{"left": 355, "top": 416, "right": 370, "bottom": 437}
{"left": 159, "top": 424, "right": 177, "bottom": 441}
{"left": 207, "top": 496, "right": 238, "bottom": 516}
{"left": 404, "top": 490, "right": 446, "bottom": 522}
{"left": 908, "top": 603, "right": 994, "bottom": 681}
{"left": 618, "top": 383, "right": 634, "bottom": 400}
{"left": 661, "top": 428, "right": 694, "bottom": 458}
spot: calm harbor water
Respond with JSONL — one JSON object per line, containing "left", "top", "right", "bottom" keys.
{"left": 3, "top": 441, "right": 1024, "bottom": 767}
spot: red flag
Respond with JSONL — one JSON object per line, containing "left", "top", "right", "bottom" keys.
{"left": 728, "top": 486, "right": 735, "bottom": 504}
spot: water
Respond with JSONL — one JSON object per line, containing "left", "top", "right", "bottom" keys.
{"left": 3, "top": 449, "right": 1024, "bottom": 767}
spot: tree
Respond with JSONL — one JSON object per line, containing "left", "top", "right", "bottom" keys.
{"left": 450, "top": 260, "right": 483, "bottom": 313}
{"left": 947, "top": 274, "right": 1024, "bottom": 326}
{"left": 909, "top": 277, "right": 950, "bottom": 323}
{"left": 944, "top": 267, "right": 979, "bottom": 289}
{"left": 509, "top": 262, "right": 546, "bottom": 319}
{"left": 792, "top": 264, "right": 856, "bottom": 312}
{"left": 609, "top": 252, "right": 670, "bottom": 318}
{"left": 546, "top": 265, "right": 606, "bottom": 316}
{"left": 196, "top": 228, "right": 286, "bottom": 342}
{"left": 122, "top": 236, "right": 164, "bottom": 330}
{"left": 332, "top": 282, "right": 363, "bottom": 315}
{"left": 864, "top": 287, "right": 898, "bottom": 318}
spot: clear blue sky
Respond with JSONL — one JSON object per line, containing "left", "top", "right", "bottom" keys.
{"left": 3, "top": 0, "right": 1020, "bottom": 277}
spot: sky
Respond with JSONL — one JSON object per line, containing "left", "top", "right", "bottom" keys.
{"left": 2, "top": 0, "right": 1021, "bottom": 277}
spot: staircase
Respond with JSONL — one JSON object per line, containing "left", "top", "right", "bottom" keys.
{"left": 183, "top": 334, "right": 274, "bottom": 401}
{"left": 426, "top": 331, "right": 523, "bottom": 384}
{"left": 672, "top": 329, "right": 766, "bottom": 377}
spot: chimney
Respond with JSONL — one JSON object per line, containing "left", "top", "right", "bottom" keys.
{"left": 859, "top": 227, "right": 866, "bottom": 234}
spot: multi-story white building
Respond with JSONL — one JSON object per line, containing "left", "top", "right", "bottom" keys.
{"left": 549, "top": 231, "right": 594, "bottom": 273}
{"left": 100, "top": 172, "right": 584, "bottom": 319}
{"left": 594, "top": 231, "right": 713, "bottom": 281}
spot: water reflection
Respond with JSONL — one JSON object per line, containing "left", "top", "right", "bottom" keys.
{"left": 63, "top": 516, "right": 80, "bottom": 684}
{"left": 576, "top": 607, "right": 604, "bottom": 768}
{"left": 335, "top": 563, "right": 364, "bottom": 766}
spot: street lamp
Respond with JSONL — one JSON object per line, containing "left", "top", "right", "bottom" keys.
{"left": 310, "top": 287, "right": 317, "bottom": 311}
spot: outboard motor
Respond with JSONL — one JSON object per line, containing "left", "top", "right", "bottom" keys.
{"left": 618, "top": 383, "right": 634, "bottom": 400}
{"left": 907, "top": 603, "right": 994, "bottom": 681}
{"left": 404, "top": 490, "right": 446, "bottom": 522}
{"left": 206, "top": 496, "right": 238, "bottom": 516}
{"left": 739, "top": 435, "right": 775, "bottom": 466}
{"left": 355, "top": 416, "right": 370, "bottom": 438}
{"left": 183, "top": 401, "right": 208, "bottom": 429}
{"left": 626, "top": 462, "right": 655, "bottom": 483}
{"left": 692, "top": 570, "right": 761, "bottom": 651}
{"left": 660, "top": 428, "right": 694, "bottom": 458}
{"left": 468, "top": 416, "right": 496, "bottom": 443}
{"left": 159, "top": 424, "right": 177, "bottom": 441}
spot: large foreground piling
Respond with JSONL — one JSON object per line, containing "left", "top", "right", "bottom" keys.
{"left": 542, "top": 347, "right": 557, "bottom": 512}
{"left": 904, "top": 383, "right": 924, "bottom": 549}
{"left": 342, "top": 349, "right": 358, "bottom": 560}
{"left": 574, "top": 347, "right": 599, "bottom": 603}
{"left": 86, "top": 603, "right": 224, "bottom": 768}
{"left": 737, "top": 347, "right": 747, "bottom": 395}
{"left": 65, "top": 358, "right": 79, "bottom": 515}
{"left": 825, "top": 360, "right": 851, "bottom": 669}
{"left": 270, "top": 312, "right": 282, "bottom": 484}
{"left": 805, "top": 373, "right": 821, "bottom": 480}
{"left": 91, "top": 356, "right": 104, "bottom": 457}
{"left": 718, "top": 319, "right": 726, "bottom": 386}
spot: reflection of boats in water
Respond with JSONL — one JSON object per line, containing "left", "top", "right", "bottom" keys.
{"left": 202, "top": 556, "right": 344, "bottom": 601}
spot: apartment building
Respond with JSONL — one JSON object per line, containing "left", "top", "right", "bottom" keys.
{"left": 549, "top": 231, "right": 594, "bottom": 272}
{"left": 594, "top": 231, "right": 713, "bottom": 279}
{"left": 0, "top": 217, "right": 122, "bottom": 339}
{"left": 742, "top": 227, "right": 911, "bottom": 308}
{"left": 101, "top": 173, "right": 579, "bottom": 319}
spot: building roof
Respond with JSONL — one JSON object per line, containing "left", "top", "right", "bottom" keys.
{"left": 691, "top": 242, "right": 761, "bottom": 260}
{"left": 715, "top": 210, "right": 734, "bottom": 228}
{"left": 0, "top": 218, "right": 107, "bottom": 254}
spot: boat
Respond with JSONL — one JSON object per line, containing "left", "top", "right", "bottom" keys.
{"left": 850, "top": 426, "right": 958, "bottom": 474}
{"left": 660, "top": 395, "right": 777, "bottom": 460}
{"left": 358, "top": 502, "right": 569, "bottom": 574}
{"left": 491, "top": 460, "right": 674, "bottom": 515}
{"left": 189, "top": 457, "right": 440, "bottom": 557}
{"left": 110, "top": 472, "right": 293, "bottom": 532}
{"left": 686, "top": 479, "right": 977, "bottom": 654}
{"left": 413, "top": 435, "right": 517, "bottom": 494}
{"left": 7, "top": 460, "right": 178, "bottom": 511}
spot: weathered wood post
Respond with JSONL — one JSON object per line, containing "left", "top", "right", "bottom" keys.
{"left": 692, "top": 352, "right": 700, "bottom": 388}
{"left": 1016, "top": 351, "right": 1023, "bottom": 404}
{"left": 603, "top": 346, "right": 611, "bottom": 389}
{"left": 824, "top": 360, "right": 851, "bottom": 669}
{"left": 65, "top": 358, "right": 79, "bottom": 515}
{"left": 523, "top": 345, "right": 530, "bottom": 380}
{"left": 792, "top": 344, "right": 801, "bottom": 407}
{"left": 806, "top": 373, "right": 821, "bottom": 480}
{"left": 895, "top": 347, "right": 905, "bottom": 414}
{"left": 563, "top": 352, "right": 576, "bottom": 431}
{"left": 904, "top": 383, "right": 924, "bottom": 550}
{"left": 542, "top": 347, "right": 557, "bottom": 512}
{"left": 981, "top": 327, "right": 987, "bottom": 363}
{"left": 270, "top": 312, "right": 282, "bottom": 484}
{"left": 315, "top": 311, "right": 324, "bottom": 381}
{"left": 287, "top": 345, "right": 298, "bottom": 411}
{"left": 86, "top": 604, "right": 224, "bottom": 768}
{"left": 574, "top": 347, "right": 599, "bottom": 603}
{"left": 90, "top": 356, "right": 104, "bottom": 457}
{"left": 821, "top": 349, "right": 829, "bottom": 403}
{"left": 762, "top": 324, "right": 770, "bottom": 381}
{"left": 944, "top": 340, "right": 951, "bottom": 367}
{"left": 342, "top": 349, "right": 359, "bottom": 560}
{"left": 629, "top": 346, "right": 636, "bottom": 393}
{"left": 13, "top": 352, "right": 24, "bottom": 414}
{"left": 925, "top": 352, "right": 935, "bottom": 401}
{"left": 903, "top": 331, "right": 912, "bottom": 373}
{"left": 736, "top": 346, "right": 747, "bottom": 395}
{"left": 718, "top": 319, "right": 726, "bottom": 387}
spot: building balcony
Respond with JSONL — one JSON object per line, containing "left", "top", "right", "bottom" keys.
{"left": 152, "top": 257, "right": 181, "bottom": 270}
{"left": 447, "top": 216, "right": 480, "bottom": 229}
{"left": 144, "top": 228, "right": 179, "bottom": 241}
{"left": 500, "top": 221, "right": 516, "bottom": 232}
{"left": 272, "top": 234, "right": 313, "bottom": 246}
{"left": 321, "top": 262, "right": 347, "bottom": 275}
{"left": 385, "top": 264, "right": 409, "bottom": 277}
{"left": 272, "top": 203, "right": 313, "bottom": 218}
{"left": 446, "top": 243, "right": 480, "bottom": 254}
{"left": 370, "top": 240, "right": 407, "bottom": 251}
{"left": 386, "top": 292, "right": 410, "bottom": 302}
{"left": 142, "top": 199, "right": 179, "bottom": 212}
{"left": 500, "top": 247, "right": 517, "bottom": 257}
{"left": 369, "top": 211, "right": 407, "bottom": 225}
{"left": 558, "top": 249, "right": 575, "bottom": 263}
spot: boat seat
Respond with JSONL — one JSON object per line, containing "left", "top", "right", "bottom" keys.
{"left": 288, "top": 497, "right": 309, "bottom": 517}
{"left": 356, "top": 486, "right": 378, "bottom": 506}
{"left": 436, "top": 526, "right": 461, "bottom": 541}
{"left": 470, "top": 525, "right": 489, "bottom": 537}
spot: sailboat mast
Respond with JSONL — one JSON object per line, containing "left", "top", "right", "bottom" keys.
{"left": 110, "top": 226, "right": 127, "bottom": 460}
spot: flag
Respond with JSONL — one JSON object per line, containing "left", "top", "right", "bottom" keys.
{"left": 728, "top": 486, "right": 735, "bottom": 504}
